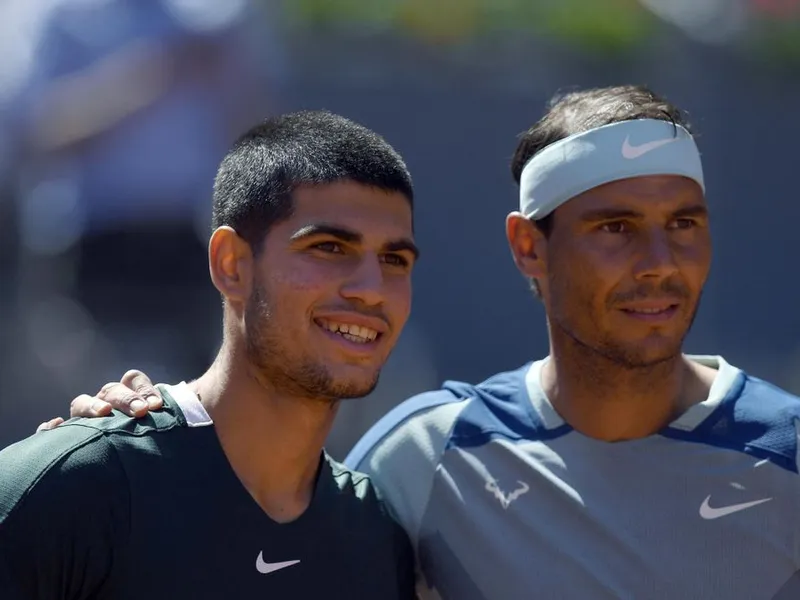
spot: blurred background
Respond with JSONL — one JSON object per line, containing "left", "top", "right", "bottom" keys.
{"left": 1, "top": 0, "right": 799, "bottom": 458}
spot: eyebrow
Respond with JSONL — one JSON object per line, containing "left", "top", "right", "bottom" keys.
{"left": 672, "top": 204, "right": 709, "bottom": 219}
{"left": 290, "top": 224, "right": 420, "bottom": 261}
{"left": 579, "top": 208, "right": 642, "bottom": 223}
{"left": 579, "top": 204, "right": 709, "bottom": 223}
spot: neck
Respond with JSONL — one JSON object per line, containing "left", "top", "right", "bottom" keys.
{"left": 191, "top": 337, "right": 339, "bottom": 523}
{"left": 542, "top": 331, "right": 715, "bottom": 441}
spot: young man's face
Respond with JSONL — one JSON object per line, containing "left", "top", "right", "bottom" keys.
{"left": 512, "top": 175, "right": 711, "bottom": 367}
{"left": 245, "top": 180, "right": 417, "bottom": 401}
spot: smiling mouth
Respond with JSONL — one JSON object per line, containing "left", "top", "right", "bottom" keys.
{"left": 315, "top": 319, "right": 381, "bottom": 344}
{"left": 618, "top": 304, "right": 679, "bottom": 321}
{"left": 621, "top": 306, "right": 677, "bottom": 315}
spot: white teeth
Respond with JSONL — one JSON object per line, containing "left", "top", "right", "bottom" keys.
{"left": 631, "top": 308, "right": 668, "bottom": 314}
{"left": 319, "top": 320, "right": 378, "bottom": 343}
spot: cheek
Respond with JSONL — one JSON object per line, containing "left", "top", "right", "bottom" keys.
{"left": 549, "top": 249, "right": 616, "bottom": 309}
{"left": 257, "top": 263, "right": 333, "bottom": 315}
{"left": 271, "top": 258, "right": 335, "bottom": 290}
{"left": 678, "top": 242, "right": 712, "bottom": 288}
{"left": 385, "top": 276, "right": 413, "bottom": 326}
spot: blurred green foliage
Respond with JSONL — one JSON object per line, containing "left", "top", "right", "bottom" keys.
{"left": 285, "top": 0, "right": 657, "bottom": 51}
{"left": 284, "top": 0, "right": 800, "bottom": 63}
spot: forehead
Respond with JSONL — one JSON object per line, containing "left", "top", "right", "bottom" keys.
{"left": 557, "top": 175, "right": 706, "bottom": 220}
{"left": 285, "top": 180, "right": 414, "bottom": 241}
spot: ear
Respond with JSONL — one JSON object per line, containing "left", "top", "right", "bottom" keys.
{"left": 208, "top": 226, "right": 253, "bottom": 305}
{"left": 506, "top": 212, "right": 547, "bottom": 281}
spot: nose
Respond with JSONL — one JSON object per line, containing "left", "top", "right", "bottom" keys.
{"left": 340, "top": 254, "right": 385, "bottom": 306}
{"left": 632, "top": 229, "right": 679, "bottom": 281}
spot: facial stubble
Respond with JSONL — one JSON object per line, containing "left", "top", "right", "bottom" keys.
{"left": 244, "top": 280, "right": 381, "bottom": 403}
{"left": 548, "top": 260, "right": 702, "bottom": 369}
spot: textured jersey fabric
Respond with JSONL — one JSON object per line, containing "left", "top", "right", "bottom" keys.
{"left": 347, "top": 356, "right": 800, "bottom": 599}
{"left": 0, "top": 383, "right": 414, "bottom": 599}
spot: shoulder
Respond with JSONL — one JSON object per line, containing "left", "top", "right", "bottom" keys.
{"left": 0, "top": 422, "right": 129, "bottom": 524}
{"left": 345, "top": 364, "right": 532, "bottom": 473}
{"left": 675, "top": 364, "right": 800, "bottom": 474}
{"left": 342, "top": 364, "right": 532, "bottom": 541}
{"left": 735, "top": 372, "right": 800, "bottom": 417}
{"left": 326, "top": 453, "right": 378, "bottom": 499}
{"left": 322, "top": 454, "right": 408, "bottom": 537}
{"left": 325, "top": 453, "right": 393, "bottom": 513}
{"left": 0, "top": 386, "right": 189, "bottom": 520}
{"left": 67, "top": 384, "right": 189, "bottom": 440}
{"left": 344, "top": 389, "right": 470, "bottom": 478}
{"left": 728, "top": 372, "right": 800, "bottom": 471}
{"left": 0, "top": 423, "right": 132, "bottom": 598}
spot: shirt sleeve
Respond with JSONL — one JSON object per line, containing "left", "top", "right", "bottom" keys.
{"left": 346, "top": 393, "right": 468, "bottom": 549}
{"left": 0, "top": 424, "right": 131, "bottom": 599}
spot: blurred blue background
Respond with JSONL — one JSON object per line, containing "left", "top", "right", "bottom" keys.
{"left": 1, "top": 0, "right": 799, "bottom": 458}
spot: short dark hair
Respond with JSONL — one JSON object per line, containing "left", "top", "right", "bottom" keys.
{"left": 511, "top": 84, "right": 693, "bottom": 237}
{"left": 211, "top": 110, "right": 414, "bottom": 252}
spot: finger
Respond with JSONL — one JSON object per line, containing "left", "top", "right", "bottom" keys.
{"left": 36, "top": 417, "right": 65, "bottom": 432}
{"left": 120, "top": 369, "right": 162, "bottom": 410}
{"left": 70, "top": 394, "right": 113, "bottom": 418}
{"left": 96, "top": 383, "right": 150, "bottom": 417}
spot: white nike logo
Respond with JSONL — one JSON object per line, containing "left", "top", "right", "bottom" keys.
{"left": 699, "top": 495, "right": 772, "bottom": 520}
{"left": 255, "top": 552, "right": 300, "bottom": 575}
{"left": 621, "top": 135, "right": 678, "bottom": 159}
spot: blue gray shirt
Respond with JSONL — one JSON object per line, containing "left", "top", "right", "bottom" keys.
{"left": 346, "top": 356, "right": 800, "bottom": 599}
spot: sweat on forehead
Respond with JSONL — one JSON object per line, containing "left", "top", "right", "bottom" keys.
{"left": 519, "top": 119, "right": 705, "bottom": 220}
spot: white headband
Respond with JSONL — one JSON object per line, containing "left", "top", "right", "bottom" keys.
{"left": 519, "top": 119, "right": 705, "bottom": 219}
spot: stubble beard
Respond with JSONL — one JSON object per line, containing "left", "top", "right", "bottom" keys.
{"left": 556, "top": 297, "right": 700, "bottom": 371}
{"left": 244, "top": 284, "right": 380, "bottom": 403}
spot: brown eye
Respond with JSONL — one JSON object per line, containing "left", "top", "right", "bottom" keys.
{"left": 381, "top": 253, "right": 409, "bottom": 267}
{"left": 600, "top": 221, "right": 628, "bottom": 234}
{"left": 313, "top": 242, "right": 344, "bottom": 253}
{"left": 671, "top": 218, "right": 696, "bottom": 230}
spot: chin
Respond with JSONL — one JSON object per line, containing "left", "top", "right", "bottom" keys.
{"left": 324, "top": 381, "right": 379, "bottom": 401}
{"left": 324, "top": 367, "right": 381, "bottom": 400}
{"left": 615, "top": 342, "right": 683, "bottom": 368}
{"left": 592, "top": 329, "right": 683, "bottom": 368}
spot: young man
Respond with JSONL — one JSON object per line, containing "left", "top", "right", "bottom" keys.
{"left": 0, "top": 111, "right": 419, "bottom": 599}
{"left": 42, "top": 86, "right": 800, "bottom": 599}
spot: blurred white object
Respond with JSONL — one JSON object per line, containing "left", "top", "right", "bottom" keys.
{"left": 638, "top": 0, "right": 750, "bottom": 44}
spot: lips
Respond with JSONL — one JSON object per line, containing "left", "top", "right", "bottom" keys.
{"left": 618, "top": 301, "right": 679, "bottom": 322}
{"left": 620, "top": 304, "right": 677, "bottom": 315}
